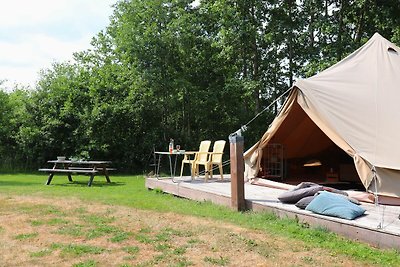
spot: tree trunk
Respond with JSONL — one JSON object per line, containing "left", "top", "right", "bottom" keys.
{"left": 251, "top": 4, "right": 260, "bottom": 113}
{"left": 355, "top": 0, "right": 367, "bottom": 44}
{"left": 287, "top": 0, "right": 295, "bottom": 87}
{"left": 337, "top": 0, "right": 346, "bottom": 61}
{"left": 325, "top": 0, "right": 329, "bottom": 18}
{"left": 310, "top": 4, "right": 315, "bottom": 49}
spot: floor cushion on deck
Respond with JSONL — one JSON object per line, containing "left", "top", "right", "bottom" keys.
{"left": 305, "top": 191, "right": 366, "bottom": 220}
{"left": 295, "top": 196, "right": 316, "bottom": 209}
{"left": 292, "top": 182, "right": 319, "bottom": 191}
{"left": 322, "top": 186, "right": 348, "bottom": 196}
{"left": 278, "top": 185, "right": 323, "bottom": 203}
{"left": 295, "top": 194, "right": 359, "bottom": 210}
{"left": 345, "top": 196, "right": 360, "bottom": 205}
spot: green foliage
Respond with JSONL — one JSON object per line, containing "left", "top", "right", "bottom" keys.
{"left": 86, "top": 225, "right": 120, "bottom": 239}
{"left": 122, "top": 245, "right": 140, "bottom": 255}
{"left": 55, "top": 224, "right": 84, "bottom": 237}
{"left": 203, "top": 256, "right": 230, "bottom": 266}
{"left": 30, "top": 220, "right": 45, "bottom": 226}
{"left": 72, "top": 260, "right": 98, "bottom": 267}
{"left": 30, "top": 249, "right": 52, "bottom": 258}
{"left": 57, "top": 243, "right": 105, "bottom": 256}
{"left": 1, "top": 1, "right": 400, "bottom": 172}
{"left": 14, "top": 232, "right": 39, "bottom": 240}
{"left": 46, "top": 218, "right": 69, "bottom": 226}
{"left": 109, "top": 231, "right": 132, "bottom": 243}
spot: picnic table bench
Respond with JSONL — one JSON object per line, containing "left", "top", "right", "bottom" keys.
{"left": 39, "top": 160, "right": 114, "bottom": 186}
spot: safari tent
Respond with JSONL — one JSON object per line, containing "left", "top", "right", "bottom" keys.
{"left": 244, "top": 33, "right": 400, "bottom": 202}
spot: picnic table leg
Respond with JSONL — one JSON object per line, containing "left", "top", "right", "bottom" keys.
{"left": 45, "top": 173, "right": 54, "bottom": 185}
{"left": 103, "top": 167, "right": 111, "bottom": 183}
{"left": 88, "top": 174, "right": 95, "bottom": 187}
{"left": 67, "top": 174, "right": 73, "bottom": 182}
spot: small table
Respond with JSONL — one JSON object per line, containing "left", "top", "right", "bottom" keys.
{"left": 154, "top": 151, "right": 186, "bottom": 182}
{"left": 39, "top": 160, "right": 114, "bottom": 186}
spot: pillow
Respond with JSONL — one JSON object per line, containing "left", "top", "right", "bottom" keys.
{"left": 295, "top": 196, "right": 316, "bottom": 209}
{"left": 314, "top": 191, "right": 360, "bottom": 205}
{"left": 305, "top": 191, "right": 366, "bottom": 220}
{"left": 292, "top": 182, "right": 319, "bottom": 191}
{"left": 346, "top": 196, "right": 360, "bottom": 205}
{"left": 322, "top": 186, "right": 348, "bottom": 196}
{"left": 278, "top": 186, "right": 323, "bottom": 203}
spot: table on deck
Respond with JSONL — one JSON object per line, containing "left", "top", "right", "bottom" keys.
{"left": 154, "top": 151, "right": 186, "bottom": 182}
{"left": 39, "top": 160, "right": 114, "bottom": 186}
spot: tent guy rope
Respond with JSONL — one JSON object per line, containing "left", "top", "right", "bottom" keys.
{"left": 230, "top": 87, "right": 292, "bottom": 137}
{"left": 224, "top": 87, "right": 292, "bottom": 175}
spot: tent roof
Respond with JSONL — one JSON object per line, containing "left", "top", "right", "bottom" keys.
{"left": 294, "top": 33, "right": 400, "bottom": 170}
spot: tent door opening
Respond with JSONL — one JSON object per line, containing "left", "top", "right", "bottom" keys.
{"left": 260, "top": 143, "right": 284, "bottom": 180}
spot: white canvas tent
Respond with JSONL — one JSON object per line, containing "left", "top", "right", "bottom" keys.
{"left": 244, "top": 33, "right": 400, "bottom": 201}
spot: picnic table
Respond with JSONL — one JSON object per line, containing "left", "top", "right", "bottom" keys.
{"left": 39, "top": 160, "right": 115, "bottom": 186}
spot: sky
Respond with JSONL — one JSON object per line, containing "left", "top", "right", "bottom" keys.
{"left": 0, "top": 0, "right": 116, "bottom": 90}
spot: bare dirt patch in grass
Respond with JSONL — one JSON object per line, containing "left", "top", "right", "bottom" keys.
{"left": 0, "top": 195, "right": 370, "bottom": 266}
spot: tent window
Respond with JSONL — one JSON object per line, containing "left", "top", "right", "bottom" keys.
{"left": 388, "top": 47, "right": 397, "bottom": 54}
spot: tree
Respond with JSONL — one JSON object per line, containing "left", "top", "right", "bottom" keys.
{"left": 2, "top": 0, "right": 400, "bottom": 172}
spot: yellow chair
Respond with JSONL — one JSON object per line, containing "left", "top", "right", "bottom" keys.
{"left": 194, "top": 140, "right": 226, "bottom": 182}
{"left": 180, "top": 140, "right": 211, "bottom": 179}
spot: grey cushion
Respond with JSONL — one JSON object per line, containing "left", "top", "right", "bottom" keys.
{"left": 346, "top": 196, "right": 360, "bottom": 205}
{"left": 322, "top": 186, "right": 348, "bottom": 196}
{"left": 295, "top": 196, "right": 316, "bottom": 209}
{"left": 292, "top": 182, "right": 319, "bottom": 191}
{"left": 278, "top": 185, "right": 323, "bottom": 203}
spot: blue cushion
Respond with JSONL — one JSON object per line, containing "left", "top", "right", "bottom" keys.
{"left": 305, "top": 191, "right": 366, "bottom": 220}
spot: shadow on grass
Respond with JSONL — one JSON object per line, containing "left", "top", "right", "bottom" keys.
{"left": 51, "top": 181, "right": 126, "bottom": 187}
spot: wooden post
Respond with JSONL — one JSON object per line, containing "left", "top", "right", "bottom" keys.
{"left": 229, "top": 134, "right": 245, "bottom": 211}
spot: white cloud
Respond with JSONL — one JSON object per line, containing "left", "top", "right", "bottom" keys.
{"left": 0, "top": 0, "right": 115, "bottom": 89}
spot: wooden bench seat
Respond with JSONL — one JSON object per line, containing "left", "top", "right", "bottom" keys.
{"left": 39, "top": 168, "right": 100, "bottom": 186}
{"left": 67, "top": 167, "right": 117, "bottom": 171}
{"left": 39, "top": 168, "right": 98, "bottom": 174}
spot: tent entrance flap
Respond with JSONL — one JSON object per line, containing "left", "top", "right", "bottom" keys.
{"left": 258, "top": 102, "right": 361, "bottom": 187}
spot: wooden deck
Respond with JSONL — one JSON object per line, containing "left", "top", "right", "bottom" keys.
{"left": 145, "top": 175, "right": 400, "bottom": 250}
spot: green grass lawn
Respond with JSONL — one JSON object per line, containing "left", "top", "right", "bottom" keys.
{"left": 0, "top": 173, "right": 399, "bottom": 266}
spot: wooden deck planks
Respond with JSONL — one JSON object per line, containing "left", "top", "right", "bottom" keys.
{"left": 145, "top": 176, "right": 400, "bottom": 249}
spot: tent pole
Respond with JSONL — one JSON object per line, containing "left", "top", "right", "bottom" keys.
{"left": 372, "top": 166, "right": 383, "bottom": 229}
